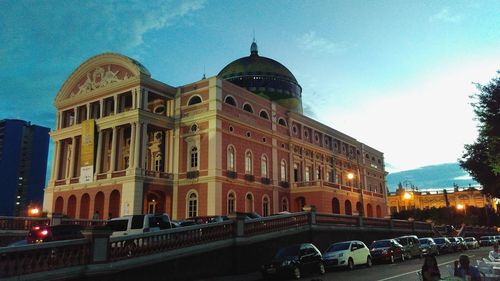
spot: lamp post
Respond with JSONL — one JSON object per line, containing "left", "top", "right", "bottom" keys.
{"left": 348, "top": 169, "right": 364, "bottom": 217}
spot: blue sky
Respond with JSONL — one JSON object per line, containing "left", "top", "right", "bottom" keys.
{"left": 1, "top": 0, "right": 499, "bottom": 177}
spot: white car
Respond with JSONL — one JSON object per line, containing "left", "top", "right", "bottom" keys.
{"left": 464, "top": 237, "right": 480, "bottom": 249}
{"left": 107, "top": 214, "right": 172, "bottom": 238}
{"left": 323, "top": 240, "right": 372, "bottom": 270}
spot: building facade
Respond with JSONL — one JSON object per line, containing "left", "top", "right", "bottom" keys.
{"left": 0, "top": 119, "right": 50, "bottom": 216}
{"left": 43, "top": 44, "right": 388, "bottom": 220}
{"left": 387, "top": 186, "right": 495, "bottom": 214}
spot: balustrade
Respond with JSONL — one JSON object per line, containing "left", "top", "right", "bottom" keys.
{"left": 0, "top": 216, "right": 50, "bottom": 231}
{"left": 243, "top": 213, "right": 309, "bottom": 236}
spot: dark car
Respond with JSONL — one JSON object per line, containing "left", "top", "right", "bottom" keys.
{"left": 261, "top": 243, "right": 325, "bottom": 279}
{"left": 27, "top": 224, "right": 84, "bottom": 244}
{"left": 433, "top": 237, "right": 453, "bottom": 254}
{"left": 396, "top": 235, "right": 422, "bottom": 259}
{"left": 418, "top": 238, "right": 439, "bottom": 256}
{"left": 369, "top": 239, "right": 405, "bottom": 264}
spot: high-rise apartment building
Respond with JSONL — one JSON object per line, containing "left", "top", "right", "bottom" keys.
{"left": 0, "top": 119, "right": 50, "bottom": 216}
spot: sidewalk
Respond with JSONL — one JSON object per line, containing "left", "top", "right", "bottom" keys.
{"left": 194, "top": 271, "right": 262, "bottom": 281}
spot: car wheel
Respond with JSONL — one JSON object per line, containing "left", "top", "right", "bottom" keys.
{"left": 366, "top": 256, "right": 372, "bottom": 267}
{"left": 292, "top": 266, "right": 301, "bottom": 279}
{"left": 318, "top": 262, "right": 325, "bottom": 275}
{"left": 390, "top": 255, "right": 395, "bottom": 264}
{"left": 347, "top": 258, "right": 354, "bottom": 270}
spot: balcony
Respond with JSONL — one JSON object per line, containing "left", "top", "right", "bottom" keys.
{"left": 226, "top": 171, "right": 237, "bottom": 179}
{"left": 261, "top": 177, "right": 271, "bottom": 185}
{"left": 244, "top": 174, "right": 255, "bottom": 182}
{"left": 279, "top": 181, "right": 289, "bottom": 188}
{"left": 186, "top": 170, "right": 199, "bottom": 179}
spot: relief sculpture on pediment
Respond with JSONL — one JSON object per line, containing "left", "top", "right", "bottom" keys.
{"left": 70, "top": 65, "right": 133, "bottom": 97}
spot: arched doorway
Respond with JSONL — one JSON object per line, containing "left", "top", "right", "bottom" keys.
{"left": 245, "top": 193, "right": 254, "bottom": 212}
{"left": 67, "top": 195, "right": 77, "bottom": 218}
{"left": 108, "top": 190, "right": 120, "bottom": 219}
{"left": 55, "top": 196, "right": 64, "bottom": 214}
{"left": 295, "top": 197, "right": 306, "bottom": 211}
{"left": 376, "top": 205, "right": 382, "bottom": 218}
{"left": 332, "top": 197, "right": 340, "bottom": 214}
{"left": 80, "top": 193, "right": 90, "bottom": 219}
{"left": 146, "top": 191, "right": 165, "bottom": 214}
{"left": 356, "top": 202, "right": 362, "bottom": 215}
{"left": 344, "top": 200, "right": 352, "bottom": 215}
{"left": 367, "top": 203, "right": 373, "bottom": 217}
{"left": 94, "top": 192, "right": 105, "bottom": 219}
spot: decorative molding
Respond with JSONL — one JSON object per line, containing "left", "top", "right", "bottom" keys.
{"left": 70, "top": 65, "right": 133, "bottom": 98}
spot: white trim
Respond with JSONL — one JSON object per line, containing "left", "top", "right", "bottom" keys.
{"left": 224, "top": 95, "right": 238, "bottom": 107}
{"left": 259, "top": 109, "right": 270, "bottom": 120}
{"left": 245, "top": 192, "right": 254, "bottom": 212}
{"left": 227, "top": 190, "right": 236, "bottom": 214}
{"left": 187, "top": 94, "right": 203, "bottom": 106}
{"left": 242, "top": 102, "right": 254, "bottom": 113}
{"left": 186, "top": 189, "right": 199, "bottom": 218}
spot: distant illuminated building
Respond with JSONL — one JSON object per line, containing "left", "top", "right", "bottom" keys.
{"left": 387, "top": 186, "right": 496, "bottom": 214}
{"left": 43, "top": 43, "right": 389, "bottom": 220}
{"left": 0, "top": 119, "right": 50, "bottom": 216}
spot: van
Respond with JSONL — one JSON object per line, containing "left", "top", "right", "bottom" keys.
{"left": 107, "top": 214, "right": 172, "bottom": 238}
{"left": 396, "top": 235, "right": 422, "bottom": 259}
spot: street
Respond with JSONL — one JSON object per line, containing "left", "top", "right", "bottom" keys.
{"left": 206, "top": 247, "right": 492, "bottom": 281}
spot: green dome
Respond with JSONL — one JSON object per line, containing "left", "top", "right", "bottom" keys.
{"left": 218, "top": 42, "right": 303, "bottom": 113}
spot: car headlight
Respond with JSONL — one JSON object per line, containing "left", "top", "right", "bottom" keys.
{"left": 282, "top": 260, "right": 293, "bottom": 266}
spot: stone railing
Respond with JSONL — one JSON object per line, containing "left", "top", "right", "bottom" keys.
{"left": 0, "top": 216, "right": 50, "bottom": 231}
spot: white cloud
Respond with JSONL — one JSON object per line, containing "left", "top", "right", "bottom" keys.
{"left": 314, "top": 52, "right": 499, "bottom": 172}
{"left": 429, "top": 8, "right": 462, "bottom": 23}
{"left": 297, "top": 31, "right": 346, "bottom": 55}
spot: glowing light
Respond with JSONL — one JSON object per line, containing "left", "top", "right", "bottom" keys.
{"left": 403, "top": 192, "right": 412, "bottom": 200}
{"left": 457, "top": 204, "right": 465, "bottom": 210}
{"left": 29, "top": 207, "right": 40, "bottom": 216}
{"left": 40, "top": 230, "right": 48, "bottom": 236}
{"left": 347, "top": 173, "right": 354, "bottom": 180}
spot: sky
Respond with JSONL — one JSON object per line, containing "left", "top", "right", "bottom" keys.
{"left": 0, "top": 0, "right": 499, "bottom": 177}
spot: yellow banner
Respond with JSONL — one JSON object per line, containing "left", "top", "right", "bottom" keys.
{"left": 80, "top": 119, "right": 95, "bottom": 167}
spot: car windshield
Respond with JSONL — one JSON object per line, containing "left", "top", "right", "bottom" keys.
{"left": 419, "top": 239, "right": 429, "bottom": 244}
{"left": 396, "top": 238, "right": 408, "bottom": 245}
{"left": 480, "top": 237, "right": 490, "bottom": 240}
{"left": 326, "top": 242, "right": 351, "bottom": 252}
{"left": 107, "top": 219, "right": 128, "bottom": 231}
{"left": 434, "top": 238, "right": 445, "bottom": 244}
{"left": 465, "top": 238, "right": 474, "bottom": 242}
{"left": 371, "top": 240, "right": 391, "bottom": 248}
{"left": 275, "top": 245, "right": 300, "bottom": 259}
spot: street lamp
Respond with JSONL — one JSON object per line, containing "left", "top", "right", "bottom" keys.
{"left": 28, "top": 206, "right": 41, "bottom": 217}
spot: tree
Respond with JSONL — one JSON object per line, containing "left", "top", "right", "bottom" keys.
{"left": 460, "top": 71, "right": 500, "bottom": 196}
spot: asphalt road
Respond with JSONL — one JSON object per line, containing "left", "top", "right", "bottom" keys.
{"left": 205, "top": 247, "right": 492, "bottom": 281}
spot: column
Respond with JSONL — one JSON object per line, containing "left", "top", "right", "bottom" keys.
{"left": 129, "top": 122, "right": 136, "bottom": 169}
{"left": 86, "top": 104, "right": 90, "bottom": 120}
{"left": 163, "top": 130, "right": 169, "bottom": 173}
{"left": 134, "top": 123, "right": 142, "bottom": 168}
{"left": 56, "top": 112, "right": 61, "bottom": 130}
{"left": 132, "top": 88, "right": 137, "bottom": 109}
{"left": 95, "top": 130, "right": 103, "bottom": 175}
{"left": 143, "top": 89, "right": 149, "bottom": 111}
{"left": 137, "top": 88, "right": 143, "bottom": 110}
{"left": 74, "top": 107, "right": 79, "bottom": 124}
{"left": 69, "top": 137, "right": 76, "bottom": 178}
{"left": 110, "top": 126, "right": 117, "bottom": 172}
{"left": 141, "top": 123, "right": 148, "bottom": 169}
{"left": 51, "top": 141, "right": 60, "bottom": 181}
{"left": 99, "top": 99, "right": 104, "bottom": 118}
{"left": 114, "top": 95, "right": 118, "bottom": 115}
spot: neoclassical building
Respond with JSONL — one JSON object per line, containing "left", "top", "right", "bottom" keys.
{"left": 43, "top": 43, "right": 388, "bottom": 220}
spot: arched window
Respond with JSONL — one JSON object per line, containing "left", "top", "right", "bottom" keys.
{"left": 227, "top": 145, "right": 235, "bottom": 171}
{"left": 224, "top": 96, "right": 236, "bottom": 106}
{"left": 259, "top": 110, "right": 269, "bottom": 120}
{"left": 278, "top": 118, "right": 287, "bottom": 126}
{"left": 281, "top": 197, "right": 289, "bottom": 212}
{"left": 245, "top": 150, "right": 253, "bottom": 174}
{"left": 245, "top": 193, "right": 254, "bottom": 212}
{"left": 187, "top": 192, "right": 198, "bottom": 218}
{"left": 227, "top": 192, "right": 236, "bottom": 215}
{"left": 262, "top": 196, "right": 270, "bottom": 217}
{"left": 154, "top": 153, "right": 162, "bottom": 171}
{"left": 367, "top": 203, "right": 373, "bottom": 217}
{"left": 356, "top": 202, "right": 362, "bottom": 214}
{"left": 261, "top": 155, "right": 268, "bottom": 178}
{"left": 345, "top": 200, "right": 352, "bottom": 215}
{"left": 332, "top": 198, "right": 340, "bottom": 214}
{"left": 376, "top": 205, "right": 382, "bottom": 218}
{"left": 188, "top": 95, "right": 202, "bottom": 106}
{"left": 54, "top": 196, "right": 64, "bottom": 214}
{"left": 280, "top": 160, "right": 287, "bottom": 182}
{"left": 242, "top": 103, "right": 254, "bottom": 113}
{"left": 190, "top": 147, "right": 198, "bottom": 168}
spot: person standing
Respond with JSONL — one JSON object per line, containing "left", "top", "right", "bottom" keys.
{"left": 454, "top": 255, "right": 481, "bottom": 281}
{"left": 421, "top": 255, "right": 441, "bottom": 281}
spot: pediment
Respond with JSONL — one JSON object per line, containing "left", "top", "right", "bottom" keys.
{"left": 55, "top": 53, "right": 151, "bottom": 107}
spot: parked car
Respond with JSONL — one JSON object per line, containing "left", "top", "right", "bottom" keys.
{"left": 190, "top": 215, "right": 230, "bottom": 224}
{"left": 323, "top": 240, "right": 372, "bottom": 270}
{"left": 447, "top": 237, "right": 461, "bottom": 252}
{"left": 433, "top": 237, "right": 453, "bottom": 254}
{"left": 396, "top": 235, "right": 422, "bottom": 259}
{"left": 228, "top": 212, "right": 262, "bottom": 220}
{"left": 418, "top": 237, "right": 439, "bottom": 256}
{"left": 464, "top": 237, "right": 479, "bottom": 249}
{"left": 479, "top": 236, "right": 495, "bottom": 247}
{"left": 261, "top": 243, "right": 325, "bottom": 279}
{"left": 456, "top": 237, "right": 467, "bottom": 251}
{"left": 107, "top": 214, "right": 172, "bottom": 237}
{"left": 26, "top": 224, "right": 84, "bottom": 244}
{"left": 369, "top": 239, "right": 405, "bottom": 264}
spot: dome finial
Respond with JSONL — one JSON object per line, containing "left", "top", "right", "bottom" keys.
{"left": 250, "top": 30, "right": 258, "bottom": 56}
